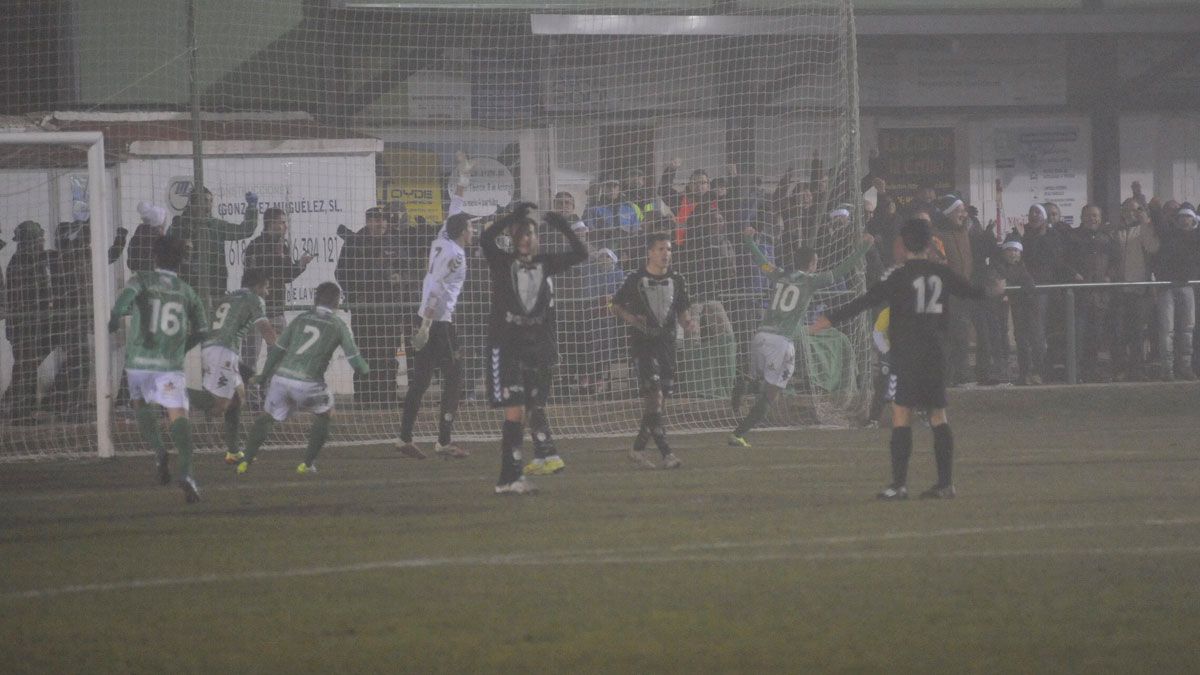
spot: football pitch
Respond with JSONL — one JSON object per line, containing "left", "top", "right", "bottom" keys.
{"left": 2, "top": 384, "right": 1198, "bottom": 673}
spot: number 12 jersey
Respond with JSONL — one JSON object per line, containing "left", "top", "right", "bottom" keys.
{"left": 826, "top": 259, "right": 984, "bottom": 364}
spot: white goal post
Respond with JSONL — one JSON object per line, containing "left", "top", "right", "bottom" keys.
{"left": 0, "top": 131, "right": 114, "bottom": 459}
{"left": 2, "top": 0, "right": 868, "bottom": 461}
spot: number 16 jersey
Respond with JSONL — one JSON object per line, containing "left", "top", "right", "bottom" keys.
{"left": 121, "top": 269, "right": 207, "bottom": 372}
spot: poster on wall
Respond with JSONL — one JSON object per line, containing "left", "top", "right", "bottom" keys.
{"left": 377, "top": 146, "right": 444, "bottom": 225}
{"left": 992, "top": 126, "right": 1088, "bottom": 228}
{"left": 448, "top": 156, "right": 514, "bottom": 217}
{"left": 123, "top": 150, "right": 377, "bottom": 310}
{"left": 876, "top": 127, "right": 956, "bottom": 207}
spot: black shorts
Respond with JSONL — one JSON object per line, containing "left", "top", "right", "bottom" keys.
{"left": 891, "top": 349, "right": 947, "bottom": 410}
{"left": 632, "top": 338, "right": 677, "bottom": 396}
{"left": 487, "top": 341, "right": 552, "bottom": 409}
{"left": 413, "top": 321, "right": 461, "bottom": 370}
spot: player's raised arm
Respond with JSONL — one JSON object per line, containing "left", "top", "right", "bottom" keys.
{"left": 481, "top": 202, "right": 531, "bottom": 261}
{"left": 943, "top": 267, "right": 997, "bottom": 301}
{"left": 812, "top": 233, "right": 875, "bottom": 287}
{"left": 743, "top": 233, "right": 785, "bottom": 281}
{"left": 451, "top": 152, "right": 471, "bottom": 199}
{"left": 541, "top": 209, "right": 589, "bottom": 274}
{"left": 825, "top": 275, "right": 894, "bottom": 325}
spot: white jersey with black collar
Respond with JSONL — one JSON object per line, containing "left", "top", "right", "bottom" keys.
{"left": 419, "top": 233, "right": 466, "bottom": 323}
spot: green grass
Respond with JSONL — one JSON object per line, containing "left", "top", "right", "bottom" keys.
{"left": 2, "top": 384, "right": 1199, "bottom": 673}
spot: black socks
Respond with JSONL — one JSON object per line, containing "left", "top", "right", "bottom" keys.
{"left": 889, "top": 426, "right": 913, "bottom": 488}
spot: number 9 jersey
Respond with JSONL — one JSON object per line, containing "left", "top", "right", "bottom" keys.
{"left": 116, "top": 269, "right": 208, "bottom": 372}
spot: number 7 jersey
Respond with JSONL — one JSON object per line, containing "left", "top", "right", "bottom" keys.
{"left": 119, "top": 270, "right": 207, "bottom": 372}
{"left": 270, "top": 306, "right": 363, "bottom": 383}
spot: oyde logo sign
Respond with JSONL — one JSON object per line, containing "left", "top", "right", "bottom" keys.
{"left": 168, "top": 176, "right": 194, "bottom": 214}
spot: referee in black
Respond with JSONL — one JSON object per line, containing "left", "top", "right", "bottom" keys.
{"left": 810, "top": 218, "right": 1001, "bottom": 500}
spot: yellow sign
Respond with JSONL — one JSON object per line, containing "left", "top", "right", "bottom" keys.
{"left": 377, "top": 146, "right": 444, "bottom": 225}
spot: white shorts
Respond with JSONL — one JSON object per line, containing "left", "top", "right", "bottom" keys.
{"left": 127, "top": 369, "right": 189, "bottom": 410}
{"left": 201, "top": 346, "right": 242, "bottom": 400}
{"left": 264, "top": 376, "right": 334, "bottom": 422}
{"left": 750, "top": 331, "right": 796, "bottom": 390}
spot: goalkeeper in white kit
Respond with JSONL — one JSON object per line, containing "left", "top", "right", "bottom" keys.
{"left": 396, "top": 210, "right": 475, "bottom": 460}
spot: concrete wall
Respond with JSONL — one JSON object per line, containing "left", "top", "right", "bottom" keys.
{"left": 76, "top": 0, "right": 304, "bottom": 105}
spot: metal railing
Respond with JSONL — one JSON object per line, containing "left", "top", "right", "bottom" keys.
{"left": 1005, "top": 279, "right": 1200, "bottom": 385}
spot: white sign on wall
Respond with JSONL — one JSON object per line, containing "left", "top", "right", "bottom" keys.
{"left": 448, "top": 156, "right": 514, "bottom": 216}
{"left": 992, "top": 125, "right": 1089, "bottom": 228}
{"left": 122, "top": 152, "right": 378, "bottom": 306}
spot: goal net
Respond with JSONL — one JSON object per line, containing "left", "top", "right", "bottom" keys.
{"left": 2, "top": 0, "right": 867, "bottom": 459}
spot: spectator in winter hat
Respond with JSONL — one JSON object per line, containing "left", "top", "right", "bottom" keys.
{"left": 1152, "top": 201, "right": 1199, "bottom": 380}
{"left": 933, "top": 194, "right": 974, "bottom": 385}
{"left": 5, "top": 221, "right": 53, "bottom": 425}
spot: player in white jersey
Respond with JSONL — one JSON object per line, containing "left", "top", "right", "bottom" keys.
{"left": 396, "top": 193, "right": 476, "bottom": 459}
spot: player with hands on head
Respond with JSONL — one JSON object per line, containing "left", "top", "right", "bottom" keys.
{"left": 810, "top": 218, "right": 1003, "bottom": 500}
{"left": 611, "top": 232, "right": 698, "bottom": 469}
{"left": 482, "top": 202, "right": 588, "bottom": 494}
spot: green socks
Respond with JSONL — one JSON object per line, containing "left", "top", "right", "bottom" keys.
{"left": 239, "top": 413, "right": 331, "bottom": 466}
{"left": 168, "top": 417, "right": 196, "bottom": 478}
{"left": 304, "top": 414, "right": 332, "bottom": 466}
{"left": 243, "top": 414, "right": 276, "bottom": 463}
{"left": 135, "top": 405, "right": 166, "bottom": 462}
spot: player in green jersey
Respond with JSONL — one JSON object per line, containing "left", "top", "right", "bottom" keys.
{"left": 236, "top": 282, "right": 368, "bottom": 475}
{"left": 189, "top": 268, "right": 278, "bottom": 464}
{"left": 108, "top": 236, "right": 208, "bottom": 503}
{"left": 727, "top": 232, "right": 873, "bottom": 448}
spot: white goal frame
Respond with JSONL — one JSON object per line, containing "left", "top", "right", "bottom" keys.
{"left": 0, "top": 131, "right": 114, "bottom": 458}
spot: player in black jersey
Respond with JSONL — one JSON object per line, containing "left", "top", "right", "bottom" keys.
{"left": 611, "top": 233, "right": 698, "bottom": 469}
{"left": 481, "top": 203, "right": 588, "bottom": 494}
{"left": 811, "top": 219, "right": 1001, "bottom": 499}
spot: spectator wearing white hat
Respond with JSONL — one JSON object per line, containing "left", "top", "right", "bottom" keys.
{"left": 1151, "top": 202, "right": 1200, "bottom": 380}
{"left": 127, "top": 201, "right": 169, "bottom": 273}
{"left": 986, "top": 239, "right": 1036, "bottom": 384}
{"left": 1011, "top": 202, "right": 1066, "bottom": 383}
{"left": 933, "top": 193, "right": 974, "bottom": 385}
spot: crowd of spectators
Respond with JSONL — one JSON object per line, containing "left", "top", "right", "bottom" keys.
{"left": 3, "top": 158, "right": 1197, "bottom": 426}
{"left": 858, "top": 170, "right": 1200, "bottom": 385}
